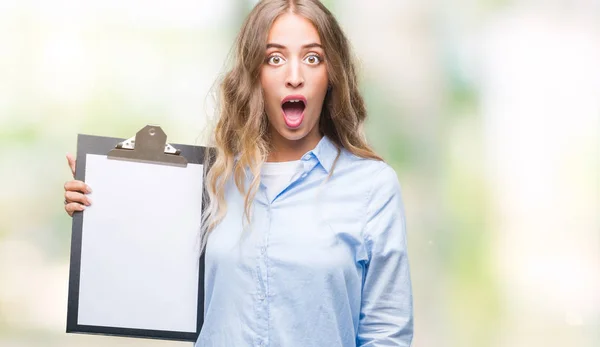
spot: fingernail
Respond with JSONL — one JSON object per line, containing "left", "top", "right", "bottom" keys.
{"left": 86, "top": 198, "right": 93, "bottom": 206}
{"left": 79, "top": 205, "right": 86, "bottom": 211}
{"left": 86, "top": 186, "right": 92, "bottom": 193}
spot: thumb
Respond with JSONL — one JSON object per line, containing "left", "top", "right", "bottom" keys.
{"left": 66, "top": 153, "right": 76, "bottom": 178}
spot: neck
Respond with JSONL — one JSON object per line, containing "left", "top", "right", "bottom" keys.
{"left": 267, "top": 129, "right": 323, "bottom": 162}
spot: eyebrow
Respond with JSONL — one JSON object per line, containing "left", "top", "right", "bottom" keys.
{"left": 266, "top": 43, "right": 323, "bottom": 50}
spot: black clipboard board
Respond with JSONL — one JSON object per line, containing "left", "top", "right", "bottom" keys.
{"left": 66, "top": 125, "right": 211, "bottom": 342}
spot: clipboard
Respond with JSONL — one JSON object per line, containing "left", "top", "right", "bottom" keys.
{"left": 66, "top": 125, "right": 211, "bottom": 342}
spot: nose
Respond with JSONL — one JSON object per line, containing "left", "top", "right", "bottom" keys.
{"left": 285, "top": 59, "right": 304, "bottom": 88}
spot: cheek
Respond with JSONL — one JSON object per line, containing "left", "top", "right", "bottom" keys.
{"left": 259, "top": 77, "right": 279, "bottom": 121}
{"left": 314, "top": 69, "right": 329, "bottom": 96}
{"left": 259, "top": 74, "right": 269, "bottom": 97}
{"left": 260, "top": 73, "right": 278, "bottom": 104}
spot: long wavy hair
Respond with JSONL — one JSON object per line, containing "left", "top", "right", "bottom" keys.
{"left": 201, "top": 0, "right": 382, "bottom": 251}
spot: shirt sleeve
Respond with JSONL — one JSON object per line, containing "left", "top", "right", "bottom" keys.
{"left": 357, "top": 164, "right": 414, "bottom": 347}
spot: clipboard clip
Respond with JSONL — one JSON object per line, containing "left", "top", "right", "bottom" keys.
{"left": 107, "top": 125, "right": 188, "bottom": 167}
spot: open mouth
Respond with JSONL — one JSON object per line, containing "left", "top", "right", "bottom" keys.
{"left": 281, "top": 98, "right": 306, "bottom": 128}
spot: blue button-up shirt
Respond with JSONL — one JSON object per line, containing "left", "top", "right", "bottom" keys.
{"left": 196, "top": 136, "right": 413, "bottom": 347}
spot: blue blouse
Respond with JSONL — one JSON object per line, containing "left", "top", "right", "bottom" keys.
{"left": 196, "top": 136, "right": 413, "bottom": 347}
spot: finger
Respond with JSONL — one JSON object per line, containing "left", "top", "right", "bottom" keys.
{"left": 65, "top": 191, "right": 92, "bottom": 206}
{"left": 64, "top": 180, "right": 92, "bottom": 194}
{"left": 66, "top": 153, "right": 76, "bottom": 178}
{"left": 65, "top": 202, "right": 86, "bottom": 217}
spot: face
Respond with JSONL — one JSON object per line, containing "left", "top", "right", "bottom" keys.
{"left": 260, "top": 12, "right": 329, "bottom": 149}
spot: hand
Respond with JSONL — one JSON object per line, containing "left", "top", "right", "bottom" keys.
{"left": 64, "top": 153, "right": 93, "bottom": 217}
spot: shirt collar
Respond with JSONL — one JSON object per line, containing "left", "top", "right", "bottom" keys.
{"left": 232, "top": 135, "right": 340, "bottom": 173}
{"left": 304, "top": 135, "right": 340, "bottom": 174}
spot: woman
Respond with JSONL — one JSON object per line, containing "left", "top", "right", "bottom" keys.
{"left": 64, "top": 1, "right": 413, "bottom": 346}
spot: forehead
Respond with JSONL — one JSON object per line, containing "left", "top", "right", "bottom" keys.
{"left": 267, "top": 12, "right": 321, "bottom": 46}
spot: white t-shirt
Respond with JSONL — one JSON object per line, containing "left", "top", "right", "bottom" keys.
{"left": 261, "top": 160, "right": 302, "bottom": 202}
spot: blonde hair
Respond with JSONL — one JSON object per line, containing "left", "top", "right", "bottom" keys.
{"left": 201, "top": 0, "right": 382, "bottom": 251}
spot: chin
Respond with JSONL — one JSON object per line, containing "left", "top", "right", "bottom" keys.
{"left": 277, "top": 127, "right": 310, "bottom": 141}
{"left": 274, "top": 121, "right": 319, "bottom": 143}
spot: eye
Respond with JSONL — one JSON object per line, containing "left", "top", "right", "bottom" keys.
{"left": 304, "top": 54, "right": 322, "bottom": 65}
{"left": 267, "top": 54, "right": 285, "bottom": 65}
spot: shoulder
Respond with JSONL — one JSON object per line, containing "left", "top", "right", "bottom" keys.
{"left": 338, "top": 149, "right": 400, "bottom": 187}
{"left": 331, "top": 150, "right": 402, "bottom": 209}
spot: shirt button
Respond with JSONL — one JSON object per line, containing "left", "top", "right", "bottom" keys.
{"left": 258, "top": 293, "right": 265, "bottom": 301}
{"left": 260, "top": 247, "right": 266, "bottom": 255}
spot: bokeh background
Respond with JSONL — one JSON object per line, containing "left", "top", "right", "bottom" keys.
{"left": 1, "top": 0, "right": 598, "bottom": 346}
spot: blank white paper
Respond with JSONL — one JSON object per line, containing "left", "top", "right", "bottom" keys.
{"left": 77, "top": 154, "right": 203, "bottom": 333}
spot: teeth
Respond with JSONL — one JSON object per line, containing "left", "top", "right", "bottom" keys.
{"left": 288, "top": 100, "right": 301, "bottom": 103}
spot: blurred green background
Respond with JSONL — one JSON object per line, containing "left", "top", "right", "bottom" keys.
{"left": 1, "top": 0, "right": 598, "bottom": 346}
